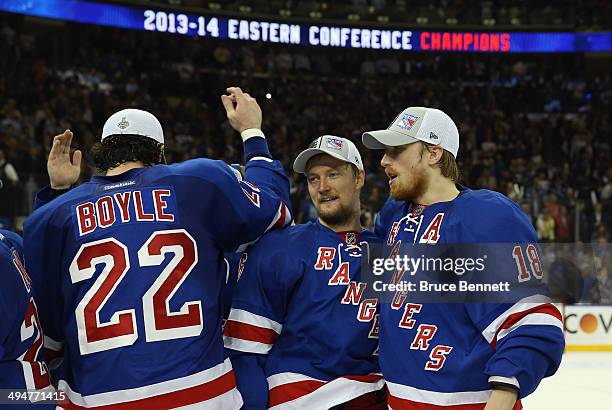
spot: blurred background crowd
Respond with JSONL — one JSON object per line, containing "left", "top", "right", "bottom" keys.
{"left": 142, "top": 0, "right": 612, "bottom": 29}
{"left": 0, "top": 10, "right": 609, "bottom": 302}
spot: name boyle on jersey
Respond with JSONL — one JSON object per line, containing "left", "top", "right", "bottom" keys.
{"left": 74, "top": 187, "right": 178, "bottom": 236}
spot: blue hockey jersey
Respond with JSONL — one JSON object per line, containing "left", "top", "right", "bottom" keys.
{"left": 33, "top": 188, "right": 242, "bottom": 322}
{"left": 23, "top": 154, "right": 291, "bottom": 409}
{"left": 224, "top": 221, "right": 383, "bottom": 409}
{"left": 374, "top": 187, "right": 564, "bottom": 409}
{"left": 0, "top": 229, "right": 54, "bottom": 407}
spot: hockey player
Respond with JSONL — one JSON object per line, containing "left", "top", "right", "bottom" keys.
{"left": 362, "top": 107, "right": 564, "bottom": 409}
{"left": 224, "top": 136, "right": 385, "bottom": 409}
{"left": 23, "top": 87, "right": 292, "bottom": 409}
{"left": 0, "top": 180, "right": 54, "bottom": 408}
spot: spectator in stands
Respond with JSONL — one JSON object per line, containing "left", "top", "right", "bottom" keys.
{"left": 555, "top": 205, "right": 572, "bottom": 242}
{"left": 537, "top": 209, "right": 556, "bottom": 242}
{"left": 0, "top": 11, "right": 610, "bottom": 248}
{"left": 0, "top": 149, "right": 19, "bottom": 229}
{"left": 596, "top": 265, "right": 611, "bottom": 304}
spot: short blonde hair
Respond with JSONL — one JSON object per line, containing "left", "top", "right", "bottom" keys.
{"left": 420, "top": 142, "right": 460, "bottom": 183}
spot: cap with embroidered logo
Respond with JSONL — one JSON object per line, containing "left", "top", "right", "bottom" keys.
{"left": 293, "top": 135, "right": 364, "bottom": 174}
{"left": 101, "top": 108, "right": 164, "bottom": 144}
{"left": 362, "top": 107, "right": 459, "bottom": 158}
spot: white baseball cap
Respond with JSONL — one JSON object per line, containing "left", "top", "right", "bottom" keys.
{"left": 362, "top": 107, "right": 459, "bottom": 158}
{"left": 293, "top": 135, "right": 364, "bottom": 174}
{"left": 101, "top": 108, "right": 164, "bottom": 144}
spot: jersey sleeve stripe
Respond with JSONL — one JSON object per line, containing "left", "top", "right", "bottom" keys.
{"left": 386, "top": 381, "right": 516, "bottom": 408}
{"left": 42, "top": 347, "right": 64, "bottom": 370}
{"left": 388, "top": 394, "right": 523, "bottom": 410}
{"left": 267, "top": 372, "right": 384, "bottom": 409}
{"left": 249, "top": 156, "right": 274, "bottom": 162}
{"left": 56, "top": 358, "right": 241, "bottom": 409}
{"left": 267, "top": 372, "right": 324, "bottom": 389}
{"left": 481, "top": 295, "right": 559, "bottom": 344}
{"left": 271, "top": 203, "right": 290, "bottom": 230}
{"left": 43, "top": 335, "right": 65, "bottom": 368}
{"left": 267, "top": 202, "right": 292, "bottom": 232}
{"left": 234, "top": 202, "right": 292, "bottom": 252}
{"left": 43, "top": 335, "right": 64, "bottom": 351}
{"left": 268, "top": 379, "right": 326, "bottom": 408}
{"left": 226, "top": 308, "right": 282, "bottom": 333}
{"left": 489, "top": 304, "right": 563, "bottom": 348}
{"left": 223, "top": 320, "right": 280, "bottom": 345}
{"left": 223, "top": 336, "right": 274, "bottom": 354}
{"left": 495, "top": 312, "right": 564, "bottom": 345}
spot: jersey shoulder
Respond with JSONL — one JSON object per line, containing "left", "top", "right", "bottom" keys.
{"left": 360, "top": 228, "right": 378, "bottom": 242}
{"left": 0, "top": 229, "right": 23, "bottom": 253}
{"left": 0, "top": 231, "right": 28, "bottom": 325}
{"left": 379, "top": 196, "right": 406, "bottom": 219}
{"left": 375, "top": 196, "right": 406, "bottom": 236}
{"left": 249, "top": 221, "right": 321, "bottom": 253}
{"left": 451, "top": 188, "right": 535, "bottom": 242}
{"left": 161, "top": 158, "right": 238, "bottom": 184}
{"left": 27, "top": 182, "right": 96, "bottom": 224}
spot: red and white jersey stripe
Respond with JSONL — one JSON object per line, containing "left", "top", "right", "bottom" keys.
{"left": 56, "top": 358, "right": 242, "bottom": 410}
{"left": 267, "top": 372, "right": 384, "bottom": 409}
{"left": 223, "top": 308, "right": 282, "bottom": 354}
{"left": 386, "top": 381, "right": 522, "bottom": 410}
{"left": 236, "top": 202, "right": 292, "bottom": 252}
{"left": 481, "top": 295, "right": 563, "bottom": 349}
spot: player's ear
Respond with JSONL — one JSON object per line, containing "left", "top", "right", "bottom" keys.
{"left": 428, "top": 145, "right": 444, "bottom": 166}
{"left": 355, "top": 169, "right": 365, "bottom": 190}
{"left": 159, "top": 144, "right": 166, "bottom": 164}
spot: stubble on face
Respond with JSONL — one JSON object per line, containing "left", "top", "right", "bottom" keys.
{"left": 317, "top": 196, "right": 359, "bottom": 227}
{"left": 307, "top": 158, "right": 361, "bottom": 228}
{"left": 386, "top": 145, "right": 430, "bottom": 202}
{"left": 391, "top": 163, "right": 428, "bottom": 202}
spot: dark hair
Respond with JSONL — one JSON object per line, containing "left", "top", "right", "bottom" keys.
{"left": 420, "top": 142, "right": 460, "bottom": 183}
{"left": 90, "top": 135, "right": 164, "bottom": 172}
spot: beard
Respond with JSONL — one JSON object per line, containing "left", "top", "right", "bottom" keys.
{"left": 390, "top": 165, "right": 429, "bottom": 202}
{"left": 317, "top": 200, "right": 358, "bottom": 227}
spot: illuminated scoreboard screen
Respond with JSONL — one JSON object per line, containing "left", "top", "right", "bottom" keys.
{"left": 1, "top": 0, "right": 611, "bottom": 53}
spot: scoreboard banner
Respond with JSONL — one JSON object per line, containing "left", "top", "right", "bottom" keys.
{"left": 1, "top": 0, "right": 612, "bottom": 53}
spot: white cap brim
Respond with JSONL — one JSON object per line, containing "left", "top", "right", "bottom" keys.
{"left": 362, "top": 129, "right": 420, "bottom": 149}
{"left": 293, "top": 148, "right": 355, "bottom": 173}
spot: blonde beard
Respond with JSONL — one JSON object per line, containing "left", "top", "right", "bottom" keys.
{"left": 318, "top": 202, "right": 359, "bottom": 227}
{"left": 390, "top": 166, "right": 429, "bottom": 202}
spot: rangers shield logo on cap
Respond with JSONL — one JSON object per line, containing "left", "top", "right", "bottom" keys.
{"left": 397, "top": 113, "right": 419, "bottom": 131}
{"left": 326, "top": 138, "right": 344, "bottom": 150}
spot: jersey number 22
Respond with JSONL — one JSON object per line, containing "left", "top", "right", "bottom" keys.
{"left": 69, "top": 229, "right": 202, "bottom": 354}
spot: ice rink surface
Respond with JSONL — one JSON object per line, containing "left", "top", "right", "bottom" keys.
{"left": 522, "top": 352, "right": 612, "bottom": 409}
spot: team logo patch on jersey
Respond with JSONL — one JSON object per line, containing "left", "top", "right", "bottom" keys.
{"left": 117, "top": 117, "right": 129, "bottom": 129}
{"left": 326, "top": 138, "right": 344, "bottom": 150}
{"left": 397, "top": 113, "right": 419, "bottom": 130}
{"left": 412, "top": 204, "right": 426, "bottom": 217}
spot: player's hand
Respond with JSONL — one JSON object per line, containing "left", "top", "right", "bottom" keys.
{"left": 221, "top": 87, "right": 262, "bottom": 133}
{"left": 483, "top": 388, "right": 518, "bottom": 410}
{"left": 48, "top": 129, "right": 82, "bottom": 189}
